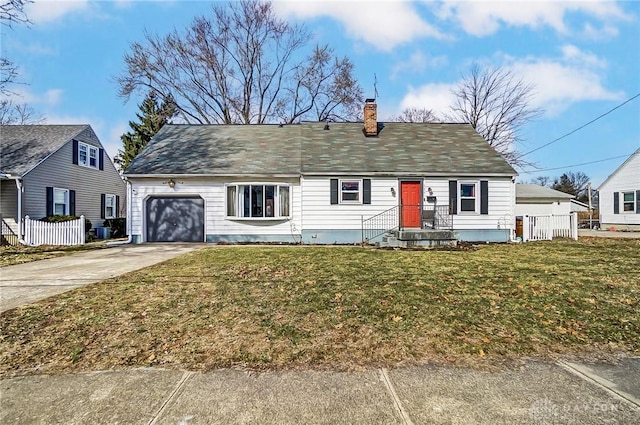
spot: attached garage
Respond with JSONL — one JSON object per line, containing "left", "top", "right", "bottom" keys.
{"left": 146, "top": 196, "right": 204, "bottom": 242}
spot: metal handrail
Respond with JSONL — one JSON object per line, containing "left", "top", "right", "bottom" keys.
{"left": 362, "top": 203, "right": 454, "bottom": 244}
{"left": 361, "top": 205, "right": 400, "bottom": 243}
{"left": 1, "top": 216, "right": 19, "bottom": 246}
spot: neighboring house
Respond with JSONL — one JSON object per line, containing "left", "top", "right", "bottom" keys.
{"left": 123, "top": 100, "right": 518, "bottom": 244}
{"left": 570, "top": 199, "right": 590, "bottom": 212}
{"left": 0, "top": 125, "right": 126, "bottom": 241}
{"left": 598, "top": 148, "right": 640, "bottom": 230}
{"left": 515, "top": 184, "right": 574, "bottom": 216}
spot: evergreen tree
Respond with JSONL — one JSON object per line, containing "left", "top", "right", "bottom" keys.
{"left": 115, "top": 91, "right": 176, "bottom": 170}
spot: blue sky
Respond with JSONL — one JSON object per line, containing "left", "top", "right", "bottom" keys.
{"left": 2, "top": 0, "right": 639, "bottom": 186}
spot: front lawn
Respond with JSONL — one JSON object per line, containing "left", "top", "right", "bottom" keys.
{"left": 0, "top": 243, "right": 110, "bottom": 267}
{"left": 1, "top": 238, "right": 638, "bottom": 376}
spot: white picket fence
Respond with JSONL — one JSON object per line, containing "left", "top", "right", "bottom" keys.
{"left": 522, "top": 213, "right": 578, "bottom": 242}
{"left": 23, "top": 215, "right": 85, "bottom": 246}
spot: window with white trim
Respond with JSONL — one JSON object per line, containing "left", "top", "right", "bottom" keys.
{"left": 105, "top": 194, "right": 116, "bottom": 218}
{"left": 459, "top": 182, "right": 477, "bottom": 212}
{"left": 340, "top": 180, "right": 361, "bottom": 203}
{"left": 54, "top": 188, "right": 69, "bottom": 215}
{"left": 226, "top": 184, "right": 290, "bottom": 219}
{"left": 78, "top": 141, "right": 99, "bottom": 169}
{"left": 622, "top": 191, "right": 635, "bottom": 212}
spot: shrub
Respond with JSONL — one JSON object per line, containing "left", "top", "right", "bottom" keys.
{"left": 103, "top": 218, "right": 126, "bottom": 238}
{"left": 41, "top": 215, "right": 92, "bottom": 230}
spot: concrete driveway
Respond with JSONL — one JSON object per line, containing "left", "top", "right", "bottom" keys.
{"left": 0, "top": 243, "right": 205, "bottom": 313}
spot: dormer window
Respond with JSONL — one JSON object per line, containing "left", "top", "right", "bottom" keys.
{"left": 77, "top": 141, "right": 99, "bottom": 169}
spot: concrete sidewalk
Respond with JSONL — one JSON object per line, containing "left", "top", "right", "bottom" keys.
{"left": 1, "top": 359, "right": 638, "bottom": 424}
{"left": 0, "top": 243, "right": 205, "bottom": 313}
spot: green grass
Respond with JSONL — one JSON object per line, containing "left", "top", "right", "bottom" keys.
{"left": 0, "top": 243, "right": 109, "bottom": 267}
{"left": 1, "top": 238, "right": 638, "bottom": 376}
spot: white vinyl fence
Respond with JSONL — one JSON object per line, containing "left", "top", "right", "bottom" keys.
{"left": 23, "top": 215, "right": 85, "bottom": 246}
{"left": 522, "top": 213, "right": 578, "bottom": 242}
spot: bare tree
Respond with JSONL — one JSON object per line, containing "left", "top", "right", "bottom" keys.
{"left": 0, "top": 57, "right": 19, "bottom": 95}
{"left": 388, "top": 107, "right": 439, "bottom": 123}
{"left": 551, "top": 171, "right": 590, "bottom": 203}
{"left": 116, "top": 0, "right": 362, "bottom": 124}
{"left": 0, "top": 0, "right": 30, "bottom": 27}
{"left": 1, "top": 0, "right": 31, "bottom": 95}
{"left": 0, "top": 99, "right": 44, "bottom": 124}
{"left": 279, "top": 45, "right": 362, "bottom": 123}
{"left": 529, "top": 175, "right": 551, "bottom": 187}
{"left": 449, "top": 63, "right": 542, "bottom": 168}
{"left": 1, "top": 0, "right": 42, "bottom": 123}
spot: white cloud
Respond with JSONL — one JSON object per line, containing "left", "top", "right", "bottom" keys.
{"left": 3, "top": 88, "right": 63, "bottom": 106}
{"left": 272, "top": 0, "right": 442, "bottom": 51}
{"left": 510, "top": 59, "right": 623, "bottom": 115}
{"left": 398, "top": 82, "right": 457, "bottom": 119}
{"left": 107, "top": 121, "right": 128, "bottom": 158}
{"left": 435, "top": 0, "right": 632, "bottom": 37}
{"left": 397, "top": 45, "right": 623, "bottom": 118}
{"left": 390, "top": 51, "right": 448, "bottom": 80}
{"left": 27, "top": 0, "right": 92, "bottom": 24}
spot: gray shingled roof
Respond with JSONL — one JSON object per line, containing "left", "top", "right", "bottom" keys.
{"left": 0, "top": 125, "right": 89, "bottom": 177}
{"left": 124, "top": 123, "right": 517, "bottom": 176}
{"left": 516, "top": 184, "right": 575, "bottom": 200}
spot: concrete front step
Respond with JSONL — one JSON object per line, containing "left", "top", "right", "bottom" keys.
{"left": 379, "top": 229, "right": 457, "bottom": 248}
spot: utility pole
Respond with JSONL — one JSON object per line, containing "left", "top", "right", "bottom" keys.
{"left": 587, "top": 182, "right": 593, "bottom": 229}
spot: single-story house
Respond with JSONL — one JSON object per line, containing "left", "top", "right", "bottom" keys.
{"left": 515, "top": 184, "right": 575, "bottom": 216}
{"left": 123, "top": 100, "right": 518, "bottom": 244}
{"left": 1, "top": 125, "right": 126, "bottom": 242}
{"left": 598, "top": 148, "right": 640, "bottom": 230}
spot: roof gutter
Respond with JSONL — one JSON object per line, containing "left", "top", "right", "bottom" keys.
{"left": 124, "top": 172, "right": 518, "bottom": 178}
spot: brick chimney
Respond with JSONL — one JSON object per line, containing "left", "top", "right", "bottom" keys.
{"left": 363, "top": 98, "right": 377, "bottom": 137}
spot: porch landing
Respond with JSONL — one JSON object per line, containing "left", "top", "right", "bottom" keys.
{"left": 378, "top": 229, "right": 457, "bottom": 248}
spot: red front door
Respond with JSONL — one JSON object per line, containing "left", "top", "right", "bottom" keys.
{"left": 401, "top": 181, "right": 421, "bottom": 228}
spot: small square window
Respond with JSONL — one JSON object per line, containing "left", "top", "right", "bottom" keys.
{"left": 77, "top": 142, "right": 98, "bottom": 169}
{"left": 340, "top": 180, "right": 361, "bottom": 203}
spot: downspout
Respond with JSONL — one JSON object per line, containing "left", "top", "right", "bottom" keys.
{"left": 107, "top": 177, "right": 133, "bottom": 246}
{"left": 15, "top": 178, "right": 24, "bottom": 243}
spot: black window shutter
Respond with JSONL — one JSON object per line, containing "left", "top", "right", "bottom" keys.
{"left": 72, "top": 140, "right": 78, "bottom": 165}
{"left": 480, "top": 180, "right": 489, "bottom": 215}
{"left": 330, "top": 179, "right": 338, "bottom": 205}
{"left": 99, "top": 148, "right": 104, "bottom": 170}
{"left": 69, "top": 190, "right": 76, "bottom": 216}
{"left": 613, "top": 192, "right": 619, "bottom": 214}
{"left": 46, "top": 187, "right": 54, "bottom": 216}
{"left": 363, "top": 179, "right": 371, "bottom": 204}
{"left": 449, "top": 180, "right": 457, "bottom": 215}
{"left": 100, "top": 194, "right": 106, "bottom": 219}
{"left": 636, "top": 190, "right": 640, "bottom": 214}
{"left": 115, "top": 195, "right": 120, "bottom": 218}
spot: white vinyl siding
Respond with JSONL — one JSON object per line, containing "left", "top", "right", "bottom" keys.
{"left": 599, "top": 151, "right": 640, "bottom": 226}
{"left": 128, "top": 177, "right": 301, "bottom": 241}
{"left": 425, "top": 177, "right": 514, "bottom": 230}
{"left": 301, "top": 177, "right": 398, "bottom": 230}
